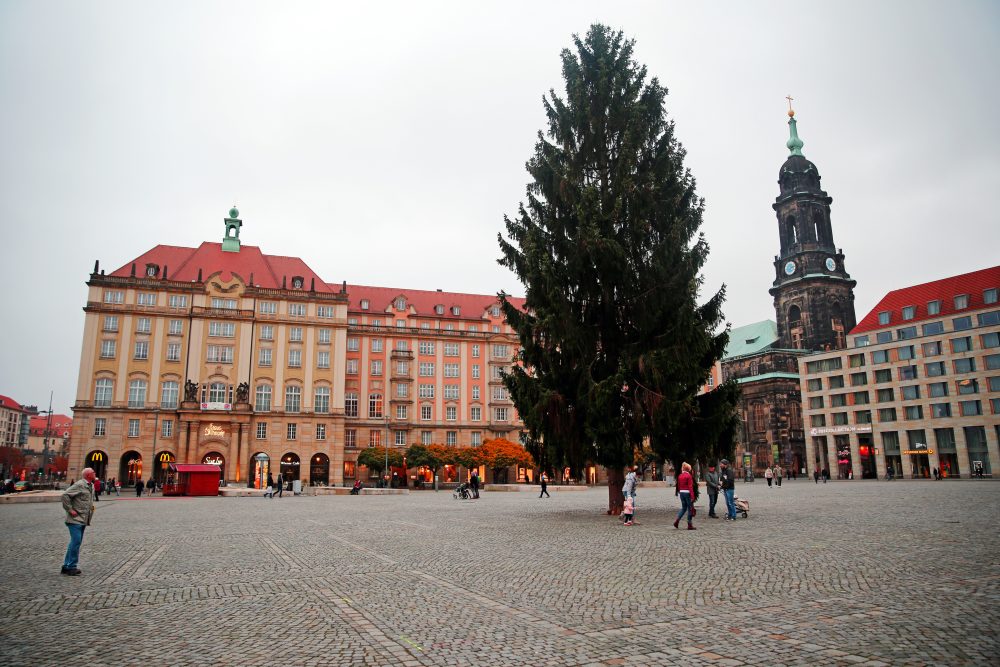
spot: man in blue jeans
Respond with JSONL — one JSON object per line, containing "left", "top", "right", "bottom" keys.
{"left": 61, "top": 467, "right": 97, "bottom": 575}
{"left": 719, "top": 459, "right": 737, "bottom": 520}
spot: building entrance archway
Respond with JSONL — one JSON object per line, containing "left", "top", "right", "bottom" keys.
{"left": 280, "top": 452, "right": 300, "bottom": 485}
{"left": 249, "top": 453, "right": 270, "bottom": 489}
{"left": 154, "top": 451, "right": 175, "bottom": 485}
{"left": 84, "top": 450, "right": 108, "bottom": 480}
{"left": 120, "top": 451, "right": 143, "bottom": 485}
{"left": 309, "top": 453, "right": 329, "bottom": 486}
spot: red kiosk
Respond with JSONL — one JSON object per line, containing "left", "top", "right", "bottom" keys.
{"left": 162, "top": 463, "right": 222, "bottom": 496}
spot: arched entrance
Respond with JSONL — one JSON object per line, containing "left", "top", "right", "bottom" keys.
{"left": 280, "top": 452, "right": 300, "bottom": 487}
{"left": 201, "top": 452, "right": 225, "bottom": 483}
{"left": 120, "top": 451, "right": 143, "bottom": 485}
{"left": 249, "top": 452, "right": 270, "bottom": 489}
{"left": 84, "top": 450, "right": 108, "bottom": 480}
{"left": 309, "top": 453, "right": 329, "bottom": 486}
{"left": 154, "top": 451, "right": 175, "bottom": 485}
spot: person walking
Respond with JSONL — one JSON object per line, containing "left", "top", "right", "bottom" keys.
{"left": 621, "top": 495, "right": 635, "bottom": 526}
{"left": 135, "top": 478, "right": 143, "bottom": 497}
{"left": 764, "top": 466, "right": 774, "bottom": 488}
{"left": 93, "top": 477, "right": 101, "bottom": 502}
{"left": 821, "top": 467, "right": 829, "bottom": 483}
{"left": 538, "top": 471, "right": 550, "bottom": 498}
{"left": 705, "top": 464, "right": 720, "bottom": 518}
{"left": 264, "top": 473, "right": 275, "bottom": 498}
{"left": 61, "top": 467, "right": 96, "bottom": 576}
{"left": 813, "top": 468, "right": 820, "bottom": 484}
{"left": 720, "top": 459, "right": 737, "bottom": 521}
{"left": 775, "top": 465, "right": 783, "bottom": 487}
{"left": 673, "top": 462, "right": 696, "bottom": 530}
{"left": 276, "top": 473, "right": 284, "bottom": 498}
{"left": 470, "top": 469, "right": 480, "bottom": 499}
{"left": 146, "top": 477, "right": 156, "bottom": 496}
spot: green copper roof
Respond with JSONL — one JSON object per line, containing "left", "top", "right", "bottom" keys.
{"left": 723, "top": 320, "right": 778, "bottom": 360}
{"left": 735, "top": 372, "right": 799, "bottom": 385}
{"left": 787, "top": 116, "right": 804, "bottom": 156}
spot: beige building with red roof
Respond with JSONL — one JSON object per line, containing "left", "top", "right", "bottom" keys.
{"left": 69, "top": 209, "right": 524, "bottom": 488}
{"left": 799, "top": 266, "right": 1000, "bottom": 479}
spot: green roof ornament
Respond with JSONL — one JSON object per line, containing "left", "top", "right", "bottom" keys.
{"left": 785, "top": 95, "right": 804, "bottom": 157}
{"left": 222, "top": 204, "right": 242, "bottom": 252}
{"left": 229, "top": 205, "right": 240, "bottom": 219}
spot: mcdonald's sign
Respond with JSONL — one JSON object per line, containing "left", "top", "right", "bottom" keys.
{"left": 158, "top": 453, "right": 174, "bottom": 463}
{"left": 88, "top": 452, "right": 104, "bottom": 462}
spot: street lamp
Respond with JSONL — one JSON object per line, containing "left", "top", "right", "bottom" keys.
{"left": 383, "top": 413, "right": 389, "bottom": 488}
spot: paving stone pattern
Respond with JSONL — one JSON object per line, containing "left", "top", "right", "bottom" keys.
{"left": 1, "top": 480, "right": 998, "bottom": 666}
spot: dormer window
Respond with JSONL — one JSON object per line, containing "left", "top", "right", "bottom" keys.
{"left": 954, "top": 294, "right": 969, "bottom": 310}
{"left": 901, "top": 306, "right": 916, "bottom": 321}
{"left": 451, "top": 306, "right": 460, "bottom": 316}
{"left": 927, "top": 300, "right": 941, "bottom": 315}
{"left": 491, "top": 306, "right": 501, "bottom": 317}
{"left": 435, "top": 305, "right": 445, "bottom": 315}
{"left": 877, "top": 311, "right": 891, "bottom": 326}
{"left": 291, "top": 276, "right": 304, "bottom": 289}
{"left": 985, "top": 288, "right": 998, "bottom": 305}
{"left": 145, "top": 264, "right": 159, "bottom": 277}
{"left": 360, "top": 299, "right": 370, "bottom": 311}
{"left": 395, "top": 297, "right": 406, "bottom": 311}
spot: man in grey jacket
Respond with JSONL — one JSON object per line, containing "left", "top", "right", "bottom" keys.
{"left": 61, "top": 467, "right": 96, "bottom": 576}
{"left": 704, "top": 464, "right": 720, "bottom": 518}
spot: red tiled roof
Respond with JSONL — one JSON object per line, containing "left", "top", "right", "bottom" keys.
{"left": 851, "top": 265, "right": 1000, "bottom": 334}
{"left": 170, "top": 463, "right": 222, "bottom": 473}
{"left": 111, "top": 243, "right": 336, "bottom": 293}
{"left": 346, "top": 284, "right": 526, "bottom": 319}
{"left": 0, "top": 395, "right": 22, "bottom": 411}
{"left": 29, "top": 415, "right": 73, "bottom": 433}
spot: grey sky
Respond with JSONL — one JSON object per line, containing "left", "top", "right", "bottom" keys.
{"left": 2, "top": 1, "right": 998, "bottom": 415}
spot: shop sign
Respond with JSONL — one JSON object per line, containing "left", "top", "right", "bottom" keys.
{"left": 903, "top": 449, "right": 935, "bottom": 455}
{"left": 203, "top": 424, "right": 226, "bottom": 438}
{"left": 201, "top": 402, "right": 231, "bottom": 411}
{"left": 809, "top": 425, "right": 873, "bottom": 436}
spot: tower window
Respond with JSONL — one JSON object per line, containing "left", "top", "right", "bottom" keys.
{"left": 785, "top": 216, "right": 797, "bottom": 245}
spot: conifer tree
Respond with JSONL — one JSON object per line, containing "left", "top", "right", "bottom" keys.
{"left": 498, "top": 25, "right": 738, "bottom": 513}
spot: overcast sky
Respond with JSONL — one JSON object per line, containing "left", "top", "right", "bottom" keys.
{"left": 1, "top": 1, "right": 998, "bottom": 415}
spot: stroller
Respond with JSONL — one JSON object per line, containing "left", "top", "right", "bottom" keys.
{"left": 734, "top": 496, "right": 749, "bottom": 519}
{"left": 453, "top": 483, "right": 472, "bottom": 500}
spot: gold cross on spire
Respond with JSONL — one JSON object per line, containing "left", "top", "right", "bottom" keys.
{"left": 785, "top": 95, "right": 795, "bottom": 117}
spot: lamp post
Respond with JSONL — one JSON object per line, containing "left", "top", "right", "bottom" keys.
{"left": 383, "top": 413, "right": 389, "bottom": 488}
{"left": 37, "top": 391, "right": 54, "bottom": 482}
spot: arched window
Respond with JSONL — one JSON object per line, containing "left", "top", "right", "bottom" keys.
{"left": 752, "top": 403, "right": 768, "bottom": 433}
{"left": 785, "top": 216, "right": 798, "bottom": 245}
{"left": 788, "top": 305, "right": 804, "bottom": 349}
{"left": 368, "top": 393, "right": 383, "bottom": 418}
{"left": 831, "top": 303, "right": 846, "bottom": 349}
{"left": 813, "top": 210, "right": 824, "bottom": 243}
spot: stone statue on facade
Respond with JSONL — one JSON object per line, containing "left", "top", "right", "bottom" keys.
{"left": 184, "top": 379, "right": 199, "bottom": 402}
{"left": 235, "top": 382, "right": 250, "bottom": 404}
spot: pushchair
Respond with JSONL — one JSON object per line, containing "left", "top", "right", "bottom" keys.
{"left": 453, "top": 483, "right": 472, "bottom": 500}
{"left": 734, "top": 496, "right": 749, "bottom": 519}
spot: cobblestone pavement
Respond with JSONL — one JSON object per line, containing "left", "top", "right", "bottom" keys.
{"left": 1, "top": 480, "right": 998, "bottom": 666}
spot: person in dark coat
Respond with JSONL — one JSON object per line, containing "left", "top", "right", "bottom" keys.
{"left": 275, "top": 473, "right": 284, "bottom": 498}
{"left": 135, "top": 478, "right": 144, "bottom": 497}
{"left": 146, "top": 478, "right": 156, "bottom": 495}
{"left": 470, "top": 470, "right": 480, "bottom": 499}
{"left": 265, "top": 473, "right": 275, "bottom": 498}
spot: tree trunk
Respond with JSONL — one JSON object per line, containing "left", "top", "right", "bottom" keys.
{"left": 606, "top": 467, "right": 624, "bottom": 515}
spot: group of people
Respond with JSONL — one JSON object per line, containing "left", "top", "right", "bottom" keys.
{"left": 620, "top": 458, "right": 741, "bottom": 529}
{"left": 763, "top": 466, "right": 784, "bottom": 487}
{"left": 813, "top": 468, "right": 831, "bottom": 483}
{"left": 263, "top": 473, "right": 285, "bottom": 498}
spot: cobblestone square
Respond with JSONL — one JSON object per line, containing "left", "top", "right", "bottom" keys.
{"left": 1, "top": 480, "right": 998, "bottom": 666}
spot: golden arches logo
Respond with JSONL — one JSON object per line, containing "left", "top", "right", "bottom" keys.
{"left": 158, "top": 453, "right": 174, "bottom": 462}
{"left": 88, "top": 452, "right": 104, "bottom": 462}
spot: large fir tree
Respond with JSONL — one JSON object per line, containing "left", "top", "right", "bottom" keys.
{"left": 498, "top": 25, "right": 739, "bottom": 513}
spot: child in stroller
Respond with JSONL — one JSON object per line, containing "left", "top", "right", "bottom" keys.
{"left": 453, "top": 482, "right": 472, "bottom": 500}
{"left": 734, "top": 496, "right": 749, "bottom": 518}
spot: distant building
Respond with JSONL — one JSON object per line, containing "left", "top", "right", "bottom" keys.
{"left": 0, "top": 395, "right": 26, "bottom": 449}
{"left": 800, "top": 266, "right": 1000, "bottom": 479}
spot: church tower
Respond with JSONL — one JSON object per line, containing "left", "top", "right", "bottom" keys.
{"left": 769, "top": 105, "right": 857, "bottom": 351}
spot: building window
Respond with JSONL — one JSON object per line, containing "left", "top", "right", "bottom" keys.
{"left": 421, "top": 431, "right": 432, "bottom": 445}
{"left": 988, "top": 376, "right": 1000, "bottom": 392}
{"left": 874, "top": 369, "right": 892, "bottom": 383}
{"left": 166, "top": 319, "right": 182, "bottom": 336}
{"left": 396, "top": 405, "right": 408, "bottom": 420}
{"left": 871, "top": 350, "right": 889, "bottom": 364}
{"left": 370, "top": 360, "right": 383, "bottom": 376}
{"left": 419, "top": 362, "right": 435, "bottom": 376}
{"left": 877, "top": 388, "right": 895, "bottom": 402}
{"left": 830, "top": 394, "right": 847, "bottom": 408}
{"left": 288, "top": 349, "right": 302, "bottom": 368}
{"left": 161, "top": 420, "right": 174, "bottom": 438}
{"left": 256, "top": 422, "right": 267, "bottom": 439}
{"left": 259, "top": 301, "right": 277, "bottom": 315}
{"left": 418, "top": 384, "right": 435, "bottom": 399}
{"left": 446, "top": 431, "right": 457, "bottom": 446}
{"left": 419, "top": 341, "right": 435, "bottom": 355}
{"left": 259, "top": 348, "right": 272, "bottom": 367}
{"left": 360, "top": 299, "right": 369, "bottom": 310}
{"left": 959, "top": 400, "right": 982, "bottom": 416}
{"left": 289, "top": 303, "right": 306, "bottom": 316}
{"left": 134, "top": 341, "right": 149, "bottom": 360}
{"left": 921, "top": 341, "right": 942, "bottom": 357}
{"left": 472, "top": 344, "right": 480, "bottom": 358}
{"left": 898, "top": 346, "right": 916, "bottom": 361}
{"left": 287, "top": 423, "right": 297, "bottom": 440}
{"left": 345, "top": 429, "right": 357, "bottom": 448}
{"left": 810, "top": 414, "right": 826, "bottom": 427}
{"left": 395, "top": 430, "right": 407, "bottom": 446}
{"left": 926, "top": 300, "right": 941, "bottom": 315}
{"left": 127, "top": 419, "right": 140, "bottom": 437}
{"left": 954, "top": 294, "right": 968, "bottom": 310}
{"left": 807, "top": 378, "right": 822, "bottom": 391}
{"left": 982, "top": 332, "right": 1000, "bottom": 349}
{"left": 345, "top": 393, "right": 358, "bottom": 417}
{"left": 206, "top": 382, "right": 227, "bottom": 403}
{"left": 369, "top": 430, "right": 381, "bottom": 447}
{"left": 472, "top": 386, "right": 480, "bottom": 401}
{"left": 878, "top": 408, "right": 897, "bottom": 422}
{"left": 94, "top": 418, "right": 106, "bottom": 437}
{"left": 371, "top": 338, "right": 384, "bottom": 353}
{"left": 206, "top": 345, "right": 233, "bottom": 363}
{"left": 444, "top": 343, "right": 459, "bottom": 356}
{"left": 315, "top": 387, "right": 330, "bottom": 414}
{"left": 446, "top": 406, "right": 457, "bottom": 421}
{"left": 471, "top": 406, "right": 481, "bottom": 421}
{"left": 957, "top": 379, "right": 979, "bottom": 395}
{"left": 901, "top": 385, "right": 920, "bottom": 401}
{"left": 395, "top": 383, "right": 409, "bottom": 399}
{"left": 904, "top": 405, "right": 923, "bottom": 420}
{"left": 260, "top": 325, "right": 274, "bottom": 341}
{"left": 316, "top": 423, "right": 327, "bottom": 440}
{"left": 929, "top": 382, "right": 949, "bottom": 398}
{"left": 210, "top": 298, "right": 237, "bottom": 310}
{"left": 985, "top": 288, "right": 999, "bottom": 305}
{"left": 317, "top": 351, "right": 330, "bottom": 369}
{"left": 953, "top": 316, "right": 972, "bottom": 331}
{"left": 347, "top": 359, "right": 358, "bottom": 375}
{"left": 444, "top": 363, "right": 460, "bottom": 378}
{"left": 347, "top": 338, "right": 359, "bottom": 352}
{"left": 898, "top": 366, "right": 918, "bottom": 381}
{"left": 828, "top": 376, "right": 845, "bottom": 389}
{"left": 421, "top": 405, "right": 432, "bottom": 420}
{"left": 370, "top": 318, "right": 382, "bottom": 330}
{"left": 853, "top": 391, "right": 870, "bottom": 405}
{"left": 853, "top": 335, "right": 869, "bottom": 347}
{"left": 368, "top": 393, "right": 383, "bottom": 418}
{"left": 897, "top": 327, "right": 917, "bottom": 341}
{"left": 168, "top": 295, "right": 188, "bottom": 308}
{"left": 901, "top": 306, "right": 916, "bottom": 320}
{"left": 100, "top": 340, "right": 117, "bottom": 359}
{"left": 443, "top": 385, "right": 459, "bottom": 400}
{"left": 876, "top": 331, "right": 892, "bottom": 344}
{"left": 954, "top": 358, "right": 976, "bottom": 374}
{"left": 877, "top": 311, "right": 891, "bottom": 325}
{"left": 289, "top": 327, "right": 303, "bottom": 342}
{"left": 855, "top": 410, "right": 872, "bottom": 424}
{"left": 926, "top": 361, "right": 946, "bottom": 377}
{"left": 94, "top": 378, "right": 113, "bottom": 407}
{"left": 104, "top": 290, "right": 124, "bottom": 304}
{"left": 103, "top": 315, "right": 119, "bottom": 332}
{"left": 921, "top": 321, "right": 944, "bottom": 336}
{"left": 850, "top": 372, "right": 867, "bottom": 387}
{"left": 165, "top": 343, "right": 181, "bottom": 362}
{"left": 471, "top": 431, "right": 481, "bottom": 446}
{"left": 494, "top": 407, "right": 509, "bottom": 422}
{"left": 209, "top": 321, "right": 236, "bottom": 337}
{"left": 492, "top": 344, "right": 510, "bottom": 359}
{"left": 931, "top": 403, "right": 952, "bottom": 418}
{"left": 285, "top": 385, "right": 301, "bottom": 413}
{"left": 160, "top": 381, "right": 179, "bottom": 409}
{"left": 395, "top": 297, "right": 406, "bottom": 311}
{"left": 128, "top": 379, "right": 147, "bottom": 408}
{"left": 318, "top": 328, "right": 331, "bottom": 344}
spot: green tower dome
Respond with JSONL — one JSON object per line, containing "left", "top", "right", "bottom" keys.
{"left": 229, "top": 206, "right": 240, "bottom": 219}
